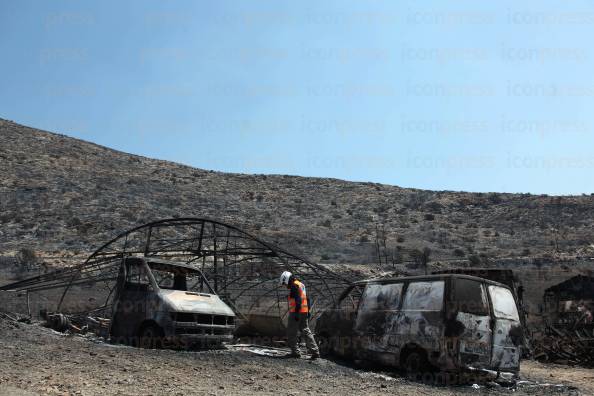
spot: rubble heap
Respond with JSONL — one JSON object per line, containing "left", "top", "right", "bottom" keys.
{"left": 533, "top": 325, "right": 594, "bottom": 367}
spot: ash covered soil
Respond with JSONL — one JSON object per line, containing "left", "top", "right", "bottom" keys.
{"left": 0, "top": 318, "right": 589, "bottom": 396}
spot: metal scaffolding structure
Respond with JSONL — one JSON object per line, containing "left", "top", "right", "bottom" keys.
{"left": 1, "top": 218, "right": 352, "bottom": 325}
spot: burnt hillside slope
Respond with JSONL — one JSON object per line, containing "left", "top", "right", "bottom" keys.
{"left": 1, "top": 117, "right": 593, "bottom": 265}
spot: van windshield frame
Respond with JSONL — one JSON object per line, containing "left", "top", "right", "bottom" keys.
{"left": 147, "top": 261, "right": 215, "bottom": 294}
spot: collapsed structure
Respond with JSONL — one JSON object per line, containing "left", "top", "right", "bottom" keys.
{"left": 532, "top": 275, "right": 594, "bottom": 366}
{"left": 0, "top": 218, "right": 352, "bottom": 342}
{"left": 3, "top": 217, "right": 592, "bottom": 373}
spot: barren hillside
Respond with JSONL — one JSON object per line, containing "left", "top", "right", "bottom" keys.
{"left": 1, "top": 117, "right": 593, "bottom": 267}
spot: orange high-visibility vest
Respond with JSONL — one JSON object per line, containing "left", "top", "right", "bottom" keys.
{"left": 288, "top": 280, "right": 309, "bottom": 314}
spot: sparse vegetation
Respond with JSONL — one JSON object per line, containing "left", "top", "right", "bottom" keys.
{"left": 409, "top": 247, "right": 432, "bottom": 274}
{"left": 1, "top": 118, "right": 594, "bottom": 265}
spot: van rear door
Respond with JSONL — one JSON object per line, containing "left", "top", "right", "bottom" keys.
{"left": 451, "top": 278, "right": 492, "bottom": 369}
{"left": 487, "top": 285, "right": 521, "bottom": 371}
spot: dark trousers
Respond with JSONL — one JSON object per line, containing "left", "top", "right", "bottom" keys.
{"left": 287, "top": 312, "right": 319, "bottom": 356}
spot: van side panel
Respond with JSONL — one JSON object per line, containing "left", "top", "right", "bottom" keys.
{"left": 397, "top": 281, "right": 445, "bottom": 366}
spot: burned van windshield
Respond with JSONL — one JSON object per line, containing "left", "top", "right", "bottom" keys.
{"left": 148, "top": 262, "right": 213, "bottom": 293}
{"left": 151, "top": 267, "right": 188, "bottom": 290}
{"left": 488, "top": 285, "right": 519, "bottom": 320}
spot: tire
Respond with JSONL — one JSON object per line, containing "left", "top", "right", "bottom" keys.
{"left": 138, "top": 324, "right": 163, "bottom": 349}
{"left": 403, "top": 349, "right": 430, "bottom": 380}
{"left": 317, "top": 334, "right": 333, "bottom": 357}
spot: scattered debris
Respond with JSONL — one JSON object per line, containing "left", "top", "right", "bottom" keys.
{"left": 534, "top": 275, "right": 594, "bottom": 367}
{"left": 0, "top": 311, "right": 31, "bottom": 324}
{"left": 532, "top": 325, "right": 594, "bottom": 367}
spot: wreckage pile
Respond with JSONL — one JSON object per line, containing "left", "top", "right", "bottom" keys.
{"left": 532, "top": 325, "right": 594, "bottom": 367}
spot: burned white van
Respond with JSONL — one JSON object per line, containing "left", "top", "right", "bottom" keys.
{"left": 110, "top": 257, "right": 236, "bottom": 348}
{"left": 315, "top": 274, "right": 522, "bottom": 379}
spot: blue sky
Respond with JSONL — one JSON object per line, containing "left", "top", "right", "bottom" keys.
{"left": 1, "top": 1, "right": 593, "bottom": 195}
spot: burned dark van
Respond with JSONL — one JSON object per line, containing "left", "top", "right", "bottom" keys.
{"left": 110, "top": 257, "right": 236, "bottom": 348}
{"left": 315, "top": 274, "right": 522, "bottom": 378}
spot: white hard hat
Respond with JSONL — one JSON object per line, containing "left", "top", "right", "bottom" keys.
{"left": 279, "top": 271, "right": 292, "bottom": 286}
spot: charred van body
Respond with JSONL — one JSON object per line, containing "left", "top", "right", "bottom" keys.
{"left": 315, "top": 274, "right": 522, "bottom": 379}
{"left": 110, "top": 257, "right": 236, "bottom": 348}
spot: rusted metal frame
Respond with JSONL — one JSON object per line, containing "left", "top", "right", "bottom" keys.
{"left": 92, "top": 251, "right": 142, "bottom": 257}
{"left": 193, "top": 248, "right": 276, "bottom": 257}
{"left": 187, "top": 270, "right": 216, "bottom": 294}
{"left": 200, "top": 255, "right": 206, "bottom": 292}
{"left": 146, "top": 245, "right": 276, "bottom": 256}
{"left": 10, "top": 217, "right": 345, "bottom": 318}
{"left": 91, "top": 237, "right": 127, "bottom": 311}
{"left": 274, "top": 283, "right": 284, "bottom": 324}
{"left": 0, "top": 267, "right": 80, "bottom": 290}
{"left": 144, "top": 233, "right": 201, "bottom": 246}
{"left": 56, "top": 222, "right": 158, "bottom": 310}
{"left": 143, "top": 226, "right": 153, "bottom": 256}
{"left": 81, "top": 218, "right": 274, "bottom": 261}
{"left": 221, "top": 228, "right": 231, "bottom": 296}
{"left": 198, "top": 255, "right": 264, "bottom": 269}
{"left": 213, "top": 222, "right": 218, "bottom": 292}
{"left": 232, "top": 259, "right": 302, "bottom": 312}
{"left": 92, "top": 250, "right": 205, "bottom": 257}
{"left": 245, "top": 284, "right": 291, "bottom": 316}
{"left": 229, "top": 278, "right": 280, "bottom": 302}
{"left": 221, "top": 259, "right": 277, "bottom": 289}
{"left": 23, "top": 264, "right": 118, "bottom": 292}
{"left": 144, "top": 229, "right": 274, "bottom": 254}
{"left": 27, "top": 274, "right": 119, "bottom": 293}
{"left": 196, "top": 220, "right": 205, "bottom": 253}
{"left": 0, "top": 256, "right": 124, "bottom": 290}
{"left": 148, "top": 219, "right": 201, "bottom": 228}
{"left": 100, "top": 275, "right": 120, "bottom": 313}
{"left": 135, "top": 229, "right": 276, "bottom": 257}
{"left": 143, "top": 236, "right": 203, "bottom": 253}
{"left": 58, "top": 250, "right": 124, "bottom": 311}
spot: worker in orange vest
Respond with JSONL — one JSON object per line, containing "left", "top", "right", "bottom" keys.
{"left": 279, "top": 271, "right": 320, "bottom": 359}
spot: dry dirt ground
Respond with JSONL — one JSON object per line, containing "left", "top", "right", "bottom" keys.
{"left": 0, "top": 318, "right": 591, "bottom": 396}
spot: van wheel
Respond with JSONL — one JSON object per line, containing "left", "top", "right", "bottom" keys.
{"left": 317, "top": 334, "right": 333, "bottom": 357}
{"left": 403, "top": 349, "right": 430, "bottom": 380}
{"left": 138, "top": 324, "right": 163, "bottom": 349}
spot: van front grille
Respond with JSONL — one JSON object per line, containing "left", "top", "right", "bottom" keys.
{"left": 174, "top": 327, "right": 233, "bottom": 336}
{"left": 172, "top": 312, "right": 235, "bottom": 326}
